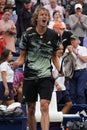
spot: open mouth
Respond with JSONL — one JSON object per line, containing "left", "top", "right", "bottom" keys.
{"left": 42, "top": 20, "right": 47, "bottom": 23}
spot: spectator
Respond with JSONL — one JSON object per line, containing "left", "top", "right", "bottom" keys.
{"left": 0, "top": 6, "right": 17, "bottom": 53}
{"left": 16, "top": 0, "right": 33, "bottom": 38}
{"left": 44, "top": 0, "right": 64, "bottom": 21}
{"left": 69, "top": 0, "right": 87, "bottom": 15}
{"left": 53, "top": 22, "right": 72, "bottom": 51}
{"left": 69, "top": 3, "right": 87, "bottom": 46}
{"left": 1, "top": 4, "right": 18, "bottom": 25}
{"left": 66, "top": 34, "right": 87, "bottom": 104}
{"left": 0, "top": 0, "right": 7, "bottom": 20}
{"left": 52, "top": 43, "right": 73, "bottom": 114}
{"left": 48, "top": 10, "right": 66, "bottom": 29}
{"left": 0, "top": 48, "right": 14, "bottom": 106}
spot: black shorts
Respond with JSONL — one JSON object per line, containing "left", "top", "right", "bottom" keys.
{"left": 22, "top": 77, "right": 54, "bottom": 102}
{"left": 56, "top": 90, "right": 71, "bottom": 104}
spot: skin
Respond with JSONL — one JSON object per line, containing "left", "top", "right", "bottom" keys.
{"left": 53, "top": 11, "right": 63, "bottom": 22}
{"left": 49, "top": 0, "right": 57, "bottom": 9}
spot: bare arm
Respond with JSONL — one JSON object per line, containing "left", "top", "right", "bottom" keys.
{"left": 67, "top": 45, "right": 87, "bottom": 63}
{"left": 72, "top": 48, "right": 87, "bottom": 63}
{"left": 13, "top": 50, "right": 26, "bottom": 68}
{"left": 52, "top": 55, "right": 60, "bottom": 72}
{"left": 75, "top": 53, "right": 87, "bottom": 63}
{"left": 1, "top": 71, "right": 9, "bottom": 97}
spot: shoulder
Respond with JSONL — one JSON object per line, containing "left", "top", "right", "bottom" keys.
{"left": 79, "top": 45, "right": 87, "bottom": 50}
{"left": 22, "top": 27, "right": 35, "bottom": 37}
{"left": 82, "top": 14, "right": 87, "bottom": 18}
{"left": 47, "top": 28, "right": 58, "bottom": 35}
{"left": 63, "top": 30, "right": 72, "bottom": 37}
{"left": 0, "top": 61, "right": 8, "bottom": 68}
{"left": 69, "top": 14, "right": 75, "bottom": 18}
{"left": 44, "top": 4, "right": 50, "bottom": 9}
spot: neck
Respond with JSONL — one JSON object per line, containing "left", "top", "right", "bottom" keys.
{"left": 36, "top": 25, "right": 47, "bottom": 35}
{"left": 3, "top": 18, "right": 8, "bottom": 22}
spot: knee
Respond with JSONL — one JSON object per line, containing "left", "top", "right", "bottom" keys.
{"left": 40, "top": 101, "right": 49, "bottom": 114}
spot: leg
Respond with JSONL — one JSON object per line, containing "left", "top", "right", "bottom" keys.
{"left": 61, "top": 91, "right": 73, "bottom": 114}
{"left": 40, "top": 99, "right": 50, "bottom": 130}
{"left": 5, "top": 99, "right": 14, "bottom": 106}
{"left": 62, "top": 101, "right": 73, "bottom": 114}
{"left": 0, "top": 100, "right": 3, "bottom": 104}
{"left": 38, "top": 77, "right": 54, "bottom": 130}
{"left": 17, "top": 87, "right": 22, "bottom": 103}
{"left": 66, "top": 78, "right": 77, "bottom": 104}
{"left": 27, "top": 102, "right": 36, "bottom": 130}
{"left": 76, "top": 70, "right": 87, "bottom": 104}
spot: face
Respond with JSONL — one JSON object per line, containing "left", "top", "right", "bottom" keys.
{"left": 24, "top": 2, "right": 32, "bottom": 10}
{"left": 7, "top": 51, "right": 13, "bottom": 62}
{"left": 75, "top": 8, "right": 82, "bottom": 14}
{"left": 0, "top": 0, "right": 6, "bottom": 13}
{"left": 53, "top": 12, "right": 61, "bottom": 21}
{"left": 50, "top": 0, "right": 56, "bottom": 8}
{"left": 71, "top": 39, "right": 79, "bottom": 48}
{"left": 36, "top": 10, "right": 50, "bottom": 27}
{"left": 4, "top": 11, "right": 10, "bottom": 20}
{"left": 56, "top": 44, "right": 64, "bottom": 57}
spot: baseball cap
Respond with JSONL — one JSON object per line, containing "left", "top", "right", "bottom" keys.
{"left": 75, "top": 3, "right": 82, "bottom": 10}
{"left": 53, "top": 22, "right": 65, "bottom": 30}
{"left": 70, "top": 35, "right": 79, "bottom": 40}
{"left": 24, "top": 0, "right": 31, "bottom": 4}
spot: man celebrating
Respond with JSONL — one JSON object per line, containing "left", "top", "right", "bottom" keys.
{"left": 13, "top": 8, "right": 59, "bottom": 130}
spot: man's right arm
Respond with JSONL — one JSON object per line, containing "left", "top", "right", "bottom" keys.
{"left": 13, "top": 50, "right": 26, "bottom": 68}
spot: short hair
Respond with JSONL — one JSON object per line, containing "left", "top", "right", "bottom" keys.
{"left": 31, "top": 7, "right": 50, "bottom": 26}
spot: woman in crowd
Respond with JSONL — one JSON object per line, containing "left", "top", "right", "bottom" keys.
{"left": 48, "top": 10, "right": 66, "bottom": 29}
{"left": 0, "top": 6, "right": 16, "bottom": 53}
{"left": 52, "top": 43, "right": 72, "bottom": 114}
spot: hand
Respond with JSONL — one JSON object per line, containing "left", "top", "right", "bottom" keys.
{"left": 12, "top": 61, "right": 19, "bottom": 69}
{"left": 67, "top": 45, "right": 73, "bottom": 53}
{"left": 77, "top": 12, "right": 82, "bottom": 22}
{"left": 4, "top": 88, "right": 9, "bottom": 97}
{"left": 56, "top": 84, "right": 62, "bottom": 91}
